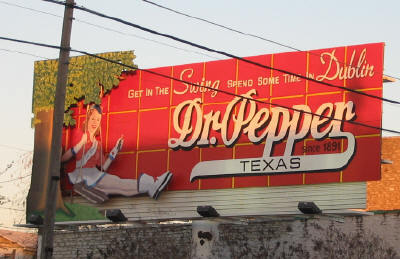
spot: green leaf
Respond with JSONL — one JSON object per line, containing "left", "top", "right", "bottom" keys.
{"left": 32, "top": 51, "right": 136, "bottom": 127}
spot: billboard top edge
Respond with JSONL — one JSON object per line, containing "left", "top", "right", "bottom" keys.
{"left": 138, "top": 42, "right": 385, "bottom": 70}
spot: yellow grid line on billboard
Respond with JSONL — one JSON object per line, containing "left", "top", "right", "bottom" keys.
{"left": 202, "top": 61, "right": 207, "bottom": 103}
{"left": 96, "top": 85, "right": 382, "bottom": 116}
{"left": 269, "top": 54, "right": 274, "bottom": 97}
{"left": 306, "top": 52, "right": 310, "bottom": 95}
{"left": 307, "top": 91, "right": 341, "bottom": 97}
{"left": 108, "top": 110, "right": 137, "bottom": 115}
{"left": 137, "top": 149, "right": 166, "bottom": 154}
{"left": 355, "top": 134, "right": 381, "bottom": 139}
{"left": 340, "top": 46, "right": 347, "bottom": 183}
{"left": 344, "top": 46, "right": 348, "bottom": 88}
{"left": 255, "top": 97, "right": 269, "bottom": 102}
{"left": 105, "top": 95, "right": 111, "bottom": 152}
{"left": 167, "top": 107, "right": 172, "bottom": 172}
{"left": 235, "top": 142, "right": 254, "bottom": 147}
{"left": 77, "top": 90, "right": 383, "bottom": 146}
{"left": 304, "top": 138, "right": 314, "bottom": 184}
{"left": 232, "top": 58, "right": 240, "bottom": 189}
{"left": 119, "top": 151, "right": 135, "bottom": 155}
{"left": 93, "top": 53, "right": 383, "bottom": 187}
{"left": 304, "top": 51, "right": 310, "bottom": 185}
{"left": 303, "top": 133, "right": 379, "bottom": 143}
{"left": 344, "top": 87, "right": 383, "bottom": 93}
{"left": 65, "top": 128, "right": 69, "bottom": 149}
{"left": 139, "top": 107, "right": 168, "bottom": 112}
{"left": 168, "top": 66, "right": 174, "bottom": 187}
{"left": 233, "top": 134, "right": 382, "bottom": 146}
{"left": 203, "top": 101, "right": 231, "bottom": 106}
{"left": 77, "top": 114, "right": 83, "bottom": 129}
{"left": 270, "top": 94, "right": 304, "bottom": 101}
{"left": 135, "top": 70, "right": 143, "bottom": 180}
{"left": 167, "top": 149, "right": 171, "bottom": 174}
{"left": 199, "top": 61, "right": 207, "bottom": 190}
{"left": 268, "top": 54, "right": 274, "bottom": 187}
{"left": 167, "top": 67, "right": 174, "bottom": 174}
{"left": 98, "top": 87, "right": 383, "bottom": 120}
{"left": 169, "top": 66, "right": 174, "bottom": 106}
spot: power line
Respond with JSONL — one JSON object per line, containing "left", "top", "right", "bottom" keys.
{"left": 0, "top": 0, "right": 220, "bottom": 60}
{"left": 1, "top": 35, "right": 399, "bottom": 134}
{"left": 9, "top": 0, "right": 398, "bottom": 81}
{"left": 142, "top": 0, "right": 300, "bottom": 52}
{"left": 142, "top": 0, "right": 400, "bottom": 82}
{"left": 1, "top": 35, "right": 399, "bottom": 135}
{"left": 0, "top": 0, "right": 61, "bottom": 18}
{"left": 43, "top": 0, "right": 400, "bottom": 106}
{"left": 74, "top": 20, "right": 221, "bottom": 60}
{"left": 77, "top": 50, "right": 400, "bottom": 135}
{"left": 3, "top": 0, "right": 399, "bottom": 82}
{"left": 0, "top": 48, "right": 49, "bottom": 59}
{"left": 0, "top": 47, "right": 139, "bottom": 74}
{"left": 0, "top": 47, "right": 127, "bottom": 73}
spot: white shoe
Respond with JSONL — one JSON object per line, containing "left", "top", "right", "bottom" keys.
{"left": 138, "top": 173, "right": 155, "bottom": 195}
{"left": 149, "top": 171, "right": 173, "bottom": 200}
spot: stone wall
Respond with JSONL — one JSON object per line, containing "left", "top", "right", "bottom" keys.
{"left": 53, "top": 224, "right": 192, "bottom": 258}
{"left": 210, "top": 213, "right": 400, "bottom": 258}
{"left": 53, "top": 212, "right": 400, "bottom": 258}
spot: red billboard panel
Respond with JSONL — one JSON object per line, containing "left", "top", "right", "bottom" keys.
{"left": 62, "top": 43, "right": 383, "bottom": 194}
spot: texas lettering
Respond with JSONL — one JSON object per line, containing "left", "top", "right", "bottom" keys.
{"left": 240, "top": 157, "right": 301, "bottom": 173}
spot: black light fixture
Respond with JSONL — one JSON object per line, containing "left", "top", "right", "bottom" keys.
{"left": 106, "top": 209, "right": 127, "bottom": 222}
{"left": 28, "top": 214, "right": 44, "bottom": 225}
{"left": 197, "top": 205, "right": 219, "bottom": 217}
{"left": 298, "top": 201, "right": 322, "bottom": 214}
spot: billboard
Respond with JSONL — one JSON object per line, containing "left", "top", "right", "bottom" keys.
{"left": 29, "top": 43, "right": 384, "bottom": 222}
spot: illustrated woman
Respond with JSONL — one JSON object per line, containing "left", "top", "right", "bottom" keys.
{"left": 61, "top": 104, "right": 172, "bottom": 203}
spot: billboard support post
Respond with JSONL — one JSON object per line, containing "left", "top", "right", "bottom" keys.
{"left": 40, "top": 0, "right": 74, "bottom": 258}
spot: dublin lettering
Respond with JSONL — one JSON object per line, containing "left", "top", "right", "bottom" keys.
{"left": 316, "top": 48, "right": 374, "bottom": 81}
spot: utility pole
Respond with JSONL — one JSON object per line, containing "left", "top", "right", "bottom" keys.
{"left": 40, "top": 0, "right": 74, "bottom": 258}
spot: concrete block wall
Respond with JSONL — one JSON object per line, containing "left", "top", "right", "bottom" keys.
{"left": 53, "top": 224, "right": 192, "bottom": 258}
{"left": 210, "top": 213, "right": 400, "bottom": 258}
{"left": 53, "top": 212, "right": 400, "bottom": 258}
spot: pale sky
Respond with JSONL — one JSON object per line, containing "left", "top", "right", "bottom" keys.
{"left": 1, "top": 0, "right": 400, "bottom": 167}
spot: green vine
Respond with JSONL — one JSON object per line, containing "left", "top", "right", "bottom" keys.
{"left": 32, "top": 51, "right": 136, "bottom": 126}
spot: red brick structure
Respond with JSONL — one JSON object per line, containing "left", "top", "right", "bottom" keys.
{"left": 367, "top": 136, "right": 400, "bottom": 211}
{"left": 0, "top": 229, "right": 37, "bottom": 258}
